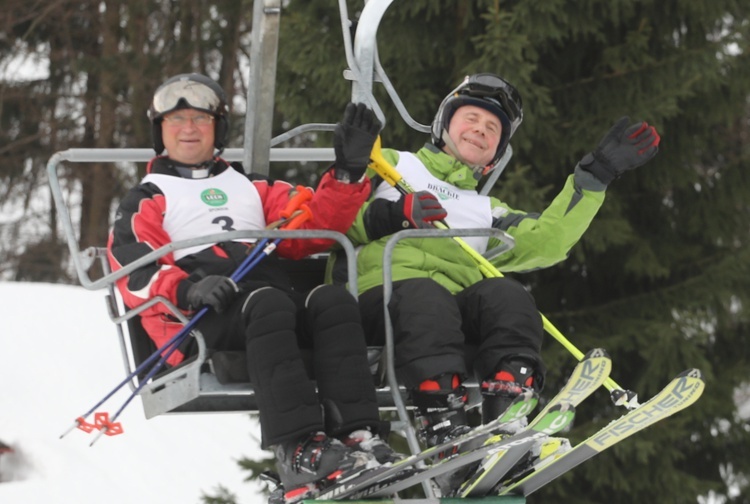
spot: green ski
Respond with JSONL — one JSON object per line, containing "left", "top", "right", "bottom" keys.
{"left": 497, "top": 368, "right": 705, "bottom": 497}
{"left": 457, "top": 348, "right": 612, "bottom": 497}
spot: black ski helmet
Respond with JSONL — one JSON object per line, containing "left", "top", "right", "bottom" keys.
{"left": 148, "top": 73, "right": 230, "bottom": 154}
{"left": 431, "top": 73, "right": 523, "bottom": 169}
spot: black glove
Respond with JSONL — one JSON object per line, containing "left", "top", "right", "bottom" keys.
{"left": 363, "top": 191, "right": 447, "bottom": 240}
{"left": 579, "top": 116, "right": 661, "bottom": 185}
{"left": 333, "top": 102, "right": 382, "bottom": 183}
{"left": 181, "top": 275, "right": 239, "bottom": 312}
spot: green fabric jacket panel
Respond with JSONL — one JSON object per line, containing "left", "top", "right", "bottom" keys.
{"left": 340, "top": 144, "right": 606, "bottom": 295}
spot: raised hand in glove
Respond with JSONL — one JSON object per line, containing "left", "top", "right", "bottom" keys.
{"left": 364, "top": 191, "right": 448, "bottom": 240}
{"left": 579, "top": 117, "right": 661, "bottom": 185}
{"left": 181, "top": 275, "right": 239, "bottom": 312}
{"left": 333, "top": 102, "right": 382, "bottom": 183}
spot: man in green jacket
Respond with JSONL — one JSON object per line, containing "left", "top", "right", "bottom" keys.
{"left": 331, "top": 73, "right": 660, "bottom": 448}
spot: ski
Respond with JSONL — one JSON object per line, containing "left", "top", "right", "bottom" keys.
{"left": 496, "top": 368, "right": 705, "bottom": 497}
{"left": 311, "top": 390, "right": 539, "bottom": 501}
{"left": 292, "top": 348, "right": 609, "bottom": 501}
{"left": 326, "top": 347, "right": 607, "bottom": 499}
{"left": 456, "top": 348, "right": 612, "bottom": 497}
{"left": 353, "top": 402, "right": 575, "bottom": 498}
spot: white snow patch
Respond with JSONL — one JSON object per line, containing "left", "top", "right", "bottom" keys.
{"left": 0, "top": 282, "right": 270, "bottom": 504}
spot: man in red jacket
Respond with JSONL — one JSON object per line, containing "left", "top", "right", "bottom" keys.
{"left": 108, "top": 73, "right": 398, "bottom": 503}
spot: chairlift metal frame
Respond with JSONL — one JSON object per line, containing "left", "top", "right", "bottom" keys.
{"left": 47, "top": 0, "right": 520, "bottom": 499}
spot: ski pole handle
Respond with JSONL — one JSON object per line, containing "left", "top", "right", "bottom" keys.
{"left": 280, "top": 185, "right": 314, "bottom": 219}
{"left": 370, "top": 136, "right": 415, "bottom": 194}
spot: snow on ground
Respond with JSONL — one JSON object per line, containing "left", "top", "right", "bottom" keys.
{"left": 0, "top": 282, "right": 269, "bottom": 504}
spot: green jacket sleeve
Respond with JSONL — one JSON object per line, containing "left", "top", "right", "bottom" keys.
{"left": 489, "top": 167, "right": 606, "bottom": 272}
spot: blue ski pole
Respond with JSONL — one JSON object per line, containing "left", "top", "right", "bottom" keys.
{"left": 63, "top": 187, "right": 314, "bottom": 442}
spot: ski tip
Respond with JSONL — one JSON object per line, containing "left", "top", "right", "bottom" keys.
{"left": 583, "top": 348, "right": 611, "bottom": 360}
{"left": 611, "top": 369, "right": 705, "bottom": 410}
{"left": 680, "top": 368, "right": 705, "bottom": 382}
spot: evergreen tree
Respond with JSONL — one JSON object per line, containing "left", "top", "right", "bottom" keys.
{"left": 0, "top": 0, "right": 253, "bottom": 281}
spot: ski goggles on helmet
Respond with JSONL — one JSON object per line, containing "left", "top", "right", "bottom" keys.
{"left": 150, "top": 79, "right": 224, "bottom": 119}
{"left": 453, "top": 73, "right": 522, "bottom": 125}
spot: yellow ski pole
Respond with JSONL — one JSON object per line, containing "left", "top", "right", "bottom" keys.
{"left": 368, "top": 137, "right": 639, "bottom": 409}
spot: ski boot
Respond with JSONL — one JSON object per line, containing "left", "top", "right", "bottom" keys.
{"left": 261, "top": 471, "right": 285, "bottom": 504}
{"left": 412, "top": 374, "right": 485, "bottom": 495}
{"left": 273, "top": 431, "right": 375, "bottom": 503}
{"left": 481, "top": 357, "right": 537, "bottom": 426}
{"left": 342, "top": 428, "right": 405, "bottom": 465}
{"left": 412, "top": 374, "right": 473, "bottom": 456}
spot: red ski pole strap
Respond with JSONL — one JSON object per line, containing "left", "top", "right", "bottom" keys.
{"left": 280, "top": 204, "right": 313, "bottom": 230}
{"left": 280, "top": 185, "right": 314, "bottom": 219}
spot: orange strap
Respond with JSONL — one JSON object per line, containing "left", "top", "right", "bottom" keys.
{"left": 280, "top": 185, "right": 314, "bottom": 219}
{"left": 281, "top": 204, "right": 313, "bottom": 230}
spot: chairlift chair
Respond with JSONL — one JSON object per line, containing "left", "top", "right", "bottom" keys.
{"left": 48, "top": 0, "right": 521, "bottom": 500}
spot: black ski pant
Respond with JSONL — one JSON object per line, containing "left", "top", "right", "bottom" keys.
{"left": 196, "top": 284, "right": 380, "bottom": 448}
{"left": 358, "top": 277, "right": 546, "bottom": 391}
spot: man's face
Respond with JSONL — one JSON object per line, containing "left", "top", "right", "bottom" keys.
{"left": 161, "top": 109, "right": 216, "bottom": 164}
{"left": 445, "top": 105, "right": 502, "bottom": 167}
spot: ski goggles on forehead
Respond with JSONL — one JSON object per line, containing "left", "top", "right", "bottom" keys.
{"left": 457, "top": 74, "right": 522, "bottom": 121}
{"left": 151, "top": 80, "right": 222, "bottom": 116}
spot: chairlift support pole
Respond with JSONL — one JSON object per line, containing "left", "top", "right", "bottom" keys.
{"left": 243, "top": 0, "right": 282, "bottom": 175}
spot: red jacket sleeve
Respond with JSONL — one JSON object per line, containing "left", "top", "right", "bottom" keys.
{"left": 253, "top": 171, "right": 371, "bottom": 259}
{"left": 107, "top": 183, "right": 189, "bottom": 314}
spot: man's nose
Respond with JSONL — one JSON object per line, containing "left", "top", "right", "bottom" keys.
{"left": 472, "top": 122, "right": 486, "bottom": 135}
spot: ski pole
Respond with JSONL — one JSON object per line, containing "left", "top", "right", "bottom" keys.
{"left": 62, "top": 244, "right": 271, "bottom": 442}
{"left": 59, "top": 302, "right": 214, "bottom": 441}
{"left": 99, "top": 192, "right": 314, "bottom": 436}
{"left": 368, "top": 137, "right": 639, "bottom": 409}
{"left": 64, "top": 187, "right": 315, "bottom": 441}
{"left": 89, "top": 202, "right": 315, "bottom": 445}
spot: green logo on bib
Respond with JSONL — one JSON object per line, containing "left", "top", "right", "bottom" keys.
{"left": 201, "top": 188, "right": 228, "bottom": 207}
